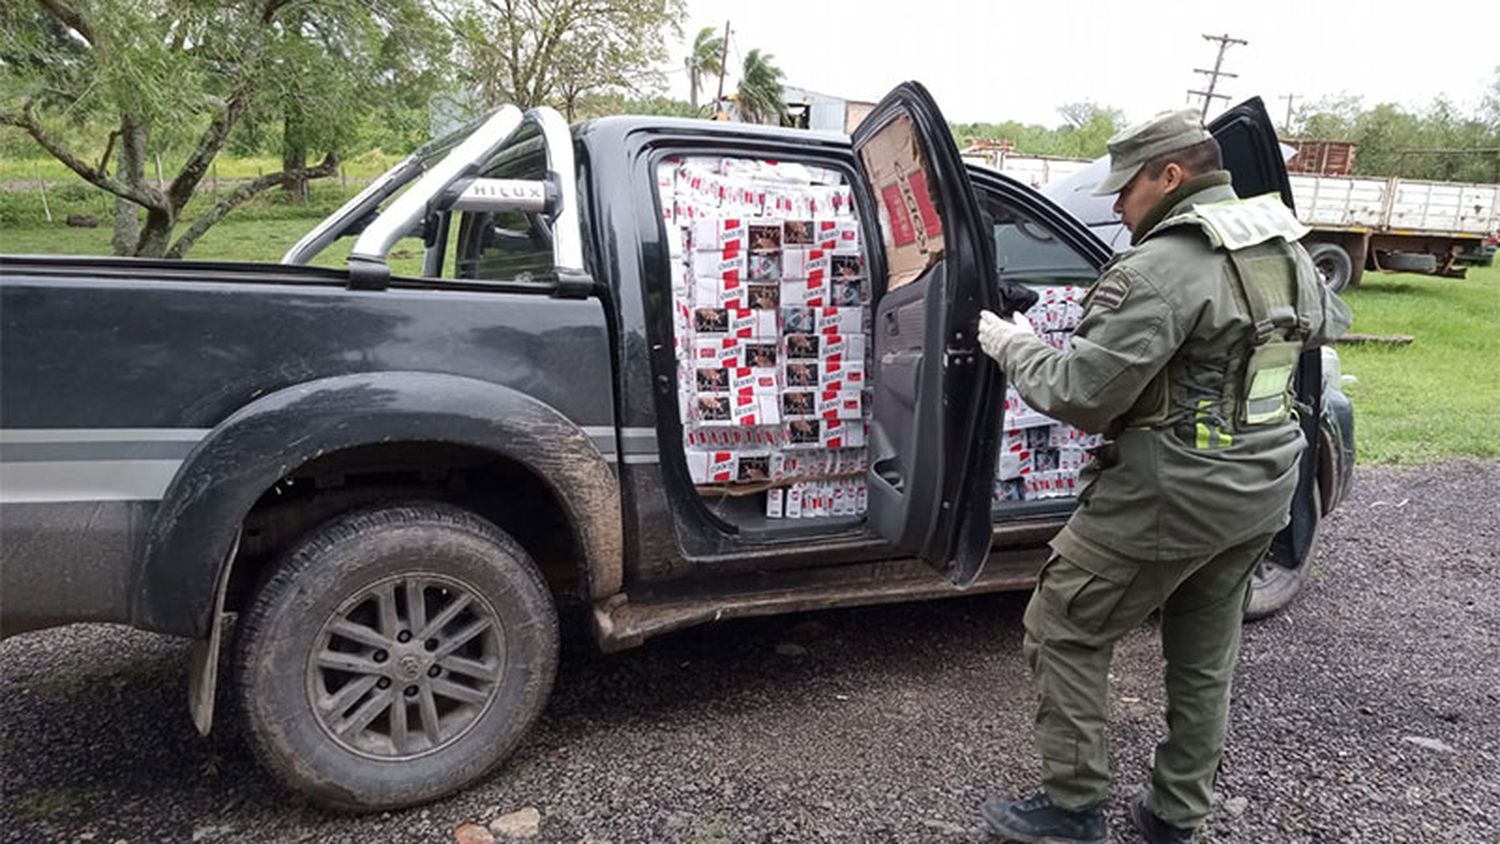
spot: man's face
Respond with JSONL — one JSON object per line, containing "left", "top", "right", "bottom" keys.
{"left": 1113, "top": 162, "right": 1184, "bottom": 232}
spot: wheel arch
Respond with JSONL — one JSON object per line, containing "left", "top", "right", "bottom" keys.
{"left": 133, "top": 371, "right": 623, "bottom": 638}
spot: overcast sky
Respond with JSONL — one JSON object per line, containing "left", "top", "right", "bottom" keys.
{"left": 664, "top": 0, "right": 1497, "bottom": 129}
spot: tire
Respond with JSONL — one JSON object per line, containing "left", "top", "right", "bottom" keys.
{"left": 234, "top": 502, "right": 559, "bottom": 812}
{"left": 1306, "top": 243, "right": 1352, "bottom": 293}
{"left": 1245, "top": 485, "right": 1323, "bottom": 621}
{"left": 1381, "top": 251, "right": 1437, "bottom": 274}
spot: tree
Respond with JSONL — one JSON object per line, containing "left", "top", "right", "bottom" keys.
{"left": 684, "top": 26, "right": 723, "bottom": 114}
{"left": 0, "top": 0, "right": 442, "bottom": 258}
{"left": 442, "top": 0, "right": 685, "bottom": 118}
{"left": 735, "top": 49, "right": 784, "bottom": 125}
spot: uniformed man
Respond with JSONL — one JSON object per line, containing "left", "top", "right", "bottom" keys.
{"left": 975, "top": 109, "right": 1352, "bottom": 844}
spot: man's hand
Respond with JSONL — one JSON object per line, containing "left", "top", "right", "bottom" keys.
{"left": 978, "top": 309, "right": 1033, "bottom": 361}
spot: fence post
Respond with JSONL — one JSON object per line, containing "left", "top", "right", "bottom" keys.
{"left": 35, "top": 162, "right": 52, "bottom": 223}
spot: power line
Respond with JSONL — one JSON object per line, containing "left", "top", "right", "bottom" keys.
{"left": 1188, "top": 33, "right": 1248, "bottom": 119}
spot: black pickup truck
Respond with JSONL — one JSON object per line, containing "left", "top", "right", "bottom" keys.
{"left": 0, "top": 83, "right": 1354, "bottom": 811}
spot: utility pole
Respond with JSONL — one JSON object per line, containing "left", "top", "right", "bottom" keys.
{"left": 1279, "top": 93, "right": 1298, "bottom": 132}
{"left": 1187, "top": 33, "right": 1248, "bottom": 119}
{"left": 712, "top": 20, "right": 732, "bottom": 121}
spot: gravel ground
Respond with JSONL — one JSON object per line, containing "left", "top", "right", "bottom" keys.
{"left": 3, "top": 461, "right": 1497, "bottom": 843}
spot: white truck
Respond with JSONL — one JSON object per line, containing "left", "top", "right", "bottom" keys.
{"left": 1291, "top": 174, "right": 1500, "bottom": 291}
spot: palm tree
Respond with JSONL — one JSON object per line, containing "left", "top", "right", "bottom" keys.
{"left": 736, "top": 49, "right": 785, "bottom": 125}
{"left": 684, "top": 26, "right": 724, "bottom": 114}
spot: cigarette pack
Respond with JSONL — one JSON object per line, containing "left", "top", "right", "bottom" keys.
{"left": 830, "top": 252, "right": 864, "bottom": 280}
{"left": 783, "top": 247, "right": 832, "bottom": 280}
{"left": 785, "top": 483, "right": 804, "bottom": 518}
{"left": 818, "top": 358, "right": 865, "bottom": 391}
{"left": 998, "top": 447, "right": 1032, "bottom": 480}
{"left": 688, "top": 218, "right": 747, "bottom": 251}
{"left": 689, "top": 248, "right": 745, "bottom": 281}
{"left": 781, "top": 274, "right": 831, "bottom": 307}
{"left": 1004, "top": 387, "right": 1053, "bottom": 430}
{"left": 729, "top": 367, "right": 780, "bottom": 396}
{"left": 821, "top": 419, "right": 866, "bottom": 448}
{"left": 766, "top": 487, "right": 785, "bottom": 518}
{"left": 739, "top": 340, "right": 778, "bottom": 368}
{"left": 736, "top": 452, "right": 773, "bottom": 483}
{"left": 781, "top": 390, "right": 816, "bottom": 419}
{"left": 816, "top": 390, "right": 863, "bottom": 420}
{"left": 747, "top": 221, "right": 783, "bottom": 252}
{"left": 692, "top": 335, "right": 741, "bottom": 367}
{"left": 747, "top": 251, "right": 783, "bottom": 282}
{"left": 783, "top": 220, "right": 815, "bottom": 246}
{"left": 1057, "top": 446, "right": 1088, "bottom": 473}
{"left": 665, "top": 224, "right": 685, "bottom": 258}
{"left": 814, "top": 307, "right": 863, "bottom": 335}
{"left": 727, "top": 309, "right": 778, "bottom": 338}
{"left": 686, "top": 449, "right": 737, "bottom": 484}
{"left": 693, "top": 276, "right": 749, "bottom": 309}
{"left": 819, "top": 334, "right": 866, "bottom": 364}
{"left": 813, "top": 220, "right": 861, "bottom": 250}
{"left": 694, "top": 367, "right": 730, "bottom": 392}
{"left": 730, "top": 395, "right": 781, "bottom": 427}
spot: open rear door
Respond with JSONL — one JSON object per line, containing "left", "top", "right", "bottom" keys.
{"left": 1209, "top": 96, "right": 1295, "bottom": 209}
{"left": 1211, "top": 98, "right": 1323, "bottom": 568}
{"left": 853, "top": 82, "right": 1025, "bottom": 586}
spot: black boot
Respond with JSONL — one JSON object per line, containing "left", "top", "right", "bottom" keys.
{"left": 1129, "top": 791, "right": 1196, "bottom": 843}
{"left": 980, "top": 793, "right": 1107, "bottom": 844}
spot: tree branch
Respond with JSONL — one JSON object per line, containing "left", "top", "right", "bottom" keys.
{"left": 37, "top": 0, "right": 96, "bottom": 46}
{"left": 167, "top": 89, "right": 252, "bottom": 213}
{"left": 0, "top": 100, "right": 162, "bottom": 209}
{"left": 166, "top": 153, "right": 337, "bottom": 258}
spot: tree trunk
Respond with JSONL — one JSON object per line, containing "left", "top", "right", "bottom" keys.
{"left": 282, "top": 115, "right": 308, "bottom": 201}
{"left": 112, "top": 117, "right": 148, "bottom": 256}
{"left": 135, "top": 206, "right": 175, "bottom": 257}
{"left": 689, "top": 73, "right": 699, "bottom": 112}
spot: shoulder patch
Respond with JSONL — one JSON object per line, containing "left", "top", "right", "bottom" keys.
{"left": 1087, "top": 272, "right": 1131, "bottom": 311}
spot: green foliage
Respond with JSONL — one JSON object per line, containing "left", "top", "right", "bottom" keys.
{"left": 951, "top": 102, "right": 1123, "bottom": 160}
{"left": 1291, "top": 76, "right": 1500, "bottom": 182}
{"left": 1339, "top": 263, "right": 1500, "bottom": 463}
{"left": 444, "top": 0, "right": 687, "bottom": 121}
{"left": 735, "top": 49, "right": 785, "bottom": 125}
{"left": 685, "top": 26, "right": 724, "bottom": 113}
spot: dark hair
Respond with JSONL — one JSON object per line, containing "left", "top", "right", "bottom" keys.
{"left": 1142, "top": 138, "right": 1223, "bottom": 179}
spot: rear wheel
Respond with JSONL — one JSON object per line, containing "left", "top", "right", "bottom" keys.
{"left": 234, "top": 502, "right": 558, "bottom": 811}
{"left": 1245, "top": 484, "right": 1323, "bottom": 621}
{"left": 1307, "top": 242, "right": 1352, "bottom": 292}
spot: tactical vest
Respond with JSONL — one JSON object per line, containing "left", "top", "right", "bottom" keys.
{"left": 1119, "top": 193, "right": 1322, "bottom": 447}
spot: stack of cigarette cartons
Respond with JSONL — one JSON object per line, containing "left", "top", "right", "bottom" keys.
{"left": 992, "top": 285, "right": 1107, "bottom": 505}
{"left": 661, "top": 156, "right": 872, "bottom": 519}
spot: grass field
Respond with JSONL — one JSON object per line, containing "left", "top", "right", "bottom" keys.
{"left": 3, "top": 209, "right": 1496, "bottom": 466}
{"left": 1336, "top": 262, "right": 1500, "bottom": 464}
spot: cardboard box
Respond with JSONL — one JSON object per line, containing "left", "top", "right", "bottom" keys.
{"left": 858, "top": 112, "right": 944, "bottom": 289}
{"left": 688, "top": 218, "right": 747, "bottom": 251}
{"left": 686, "top": 449, "right": 736, "bottom": 484}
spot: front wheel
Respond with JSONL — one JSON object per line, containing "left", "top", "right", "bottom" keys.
{"left": 234, "top": 502, "right": 559, "bottom": 811}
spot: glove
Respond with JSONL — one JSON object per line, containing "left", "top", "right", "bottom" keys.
{"left": 978, "top": 309, "right": 1033, "bottom": 361}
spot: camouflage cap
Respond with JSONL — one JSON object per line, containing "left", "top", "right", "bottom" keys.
{"left": 1092, "top": 109, "right": 1213, "bottom": 196}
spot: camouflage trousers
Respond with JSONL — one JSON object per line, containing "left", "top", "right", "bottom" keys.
{"left": 1022, "top": 530, "right": 1277, "bottom": 828}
